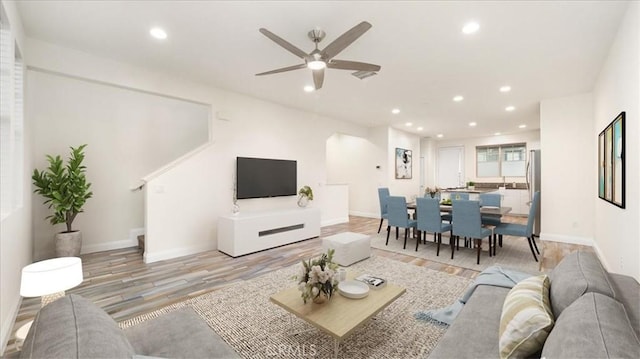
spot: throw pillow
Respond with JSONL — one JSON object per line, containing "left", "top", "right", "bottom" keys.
{"left": 499, "top": 275, "right": 554, "bottom": 359}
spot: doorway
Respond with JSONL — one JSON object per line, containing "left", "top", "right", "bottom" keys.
{"left": 437, "top": 146, "right": 464, "bottom": 188}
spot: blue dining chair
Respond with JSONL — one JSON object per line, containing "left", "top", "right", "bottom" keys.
{"left": 377, "top": 188, "right": 390, "bottom": 233}
{"left": 493, "top": 191, "right": 540, "bottom": 261}
{"left": 386, "top": 196, "right": 417, "bottom": 250}
{"left": 452, "top": 200, "right": 493, "bottom": 265}
{"left": 442, "top": 192, "right": 469, "bottom": 223}
{"left": 480, "top": 193, "right": 503, "bottom": 227}
{"left": 416, "top": 197, "right": 453, "bottom": 256}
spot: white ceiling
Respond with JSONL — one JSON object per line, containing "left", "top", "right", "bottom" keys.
{"left": 15, "top": 1, "right": 629, "bottom": 139}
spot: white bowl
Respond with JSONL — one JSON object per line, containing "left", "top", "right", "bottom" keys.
{"left": 338, "top": 280, "right": 370, "bottom": 299}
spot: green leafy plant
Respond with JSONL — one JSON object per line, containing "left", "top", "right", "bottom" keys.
{"left": 298, "top": 185, "right": 314, "bottom": 200}
{"left": 467, "top": 181, "right": 475, "bottom": 187}
{"left": 32, "top": 145, "right": 93, "bottom": 233}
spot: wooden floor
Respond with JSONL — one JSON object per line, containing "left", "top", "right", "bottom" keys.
{"left": 2, "top": 215, "right": 590, "bottom": 356}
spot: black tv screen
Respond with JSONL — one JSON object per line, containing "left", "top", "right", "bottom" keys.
{"left": 236, "top": 157, "right": 297, "bottom": 199}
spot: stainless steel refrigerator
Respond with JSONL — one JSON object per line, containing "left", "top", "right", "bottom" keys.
{"left": 526, "top": 149, "right": 541, "bottom": 237}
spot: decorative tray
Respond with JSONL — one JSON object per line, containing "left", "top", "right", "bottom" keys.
{"left": 338, "top": 280, "right": 370, "bottom": 299}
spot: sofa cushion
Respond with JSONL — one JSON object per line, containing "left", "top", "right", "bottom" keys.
{"left": 499, "top": 275, "right": 554, "bottom": 359}
{"left": 549, "top": 251, "right": 616, "bottom": 317}
{"left": 609, "top": 273, "right": 640, "bottom": 340}
{"left": 429, "top": 285, "right": 510, "bottom": 359}
{"left": 124, "top": 308, "right": 240, "bottom": 358}
{"left": 541, "top": 292, "right": 640, "bottom": 358}
{"left": 20, "top": 294, "right": 135, "bottom": 359}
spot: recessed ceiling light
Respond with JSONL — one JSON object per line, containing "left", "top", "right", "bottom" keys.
{"left": 505, "top": 106, "right": 515, "bottom": 112}
{"left": 437, "top": 134, "right": 444, "bottom": 138}
{"left": 462, "top": 22, "right": 480, "bottom": 34}
{"left": 519, "top": 124, "right": 527, "bottom": 129}
{"left": 405, "top": 122, "right": 413, "bottom": 127}
{"left": 500, "top": 86, "right": 511, "bottom": 92}
{"left": 469, "top": 122, "right": 477, "bottom": 127}
{"left": 149, "top": 27, "right": 167, "bottom": 40}
{"left": 453, "top": 95, "right": 464, "bottom": 102}
{"left": 417, "top": 127, "right": 423, "bottom": 131}
{"left": 391, "top": 108, "right": 401, "bottom": 114}
{"left": 494, "top": 132, "right": 501, "bottom": 136}
{"left": 303, "top": 85, "right": 314, "bottom": 92}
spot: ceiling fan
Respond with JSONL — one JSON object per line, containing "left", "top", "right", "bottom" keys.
{"left": 256, "top": 21, "right": 381, "bottom": 90}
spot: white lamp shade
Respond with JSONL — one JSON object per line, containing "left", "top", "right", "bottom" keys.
{"left": 20, "top": 257, "right": 83, "bottom": 297}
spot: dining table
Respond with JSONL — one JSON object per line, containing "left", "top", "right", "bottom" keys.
{"left": 407, "top": 203, "right": 512, "bottom": 216}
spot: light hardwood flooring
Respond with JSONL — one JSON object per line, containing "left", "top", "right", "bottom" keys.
{"left": 2, "top": 215, "right": 590, "bottom": 356}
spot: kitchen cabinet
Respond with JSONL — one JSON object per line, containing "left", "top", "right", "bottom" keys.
{"left": 497, "top": 188, "right": 529, "bottom": 215}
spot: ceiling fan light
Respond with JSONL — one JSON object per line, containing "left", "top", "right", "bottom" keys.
{"left": 307, "top": 60, "right": 326, "bottom": 70}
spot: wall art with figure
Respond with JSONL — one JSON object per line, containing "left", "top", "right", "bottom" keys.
{"left": 395, "top": 148, "right": 412, "bottom": 179}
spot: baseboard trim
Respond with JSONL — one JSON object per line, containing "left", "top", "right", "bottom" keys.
{"left": 321, "top": 217, "right": 349, "bottom": 227}
{"left": 0, "top": 296, "right": 21, "bottom": 355}
{"left": 144, "top": 244, "right": 216, "bottom": 264}
{"left": 590, "top": 241, "right": 612, "bottom": 272}
{"left": 81, "top": 238, "right": 137, "bottom": 254}
{"left": 349, "top": 211, "right": 378, "bottom": 219}
{"left": 540, "top": 232, "right": 594, "bottom": 247}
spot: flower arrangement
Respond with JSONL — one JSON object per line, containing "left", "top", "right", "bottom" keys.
{"left": 425, "top": 186, "right": 441, "bottom": 198}
{"left": 295, "top": 249, "right": 339, "bottom": 304}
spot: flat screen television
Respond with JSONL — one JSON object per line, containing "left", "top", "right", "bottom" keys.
{"left": 236, "top": 157, "right": 297, "bottom": 199}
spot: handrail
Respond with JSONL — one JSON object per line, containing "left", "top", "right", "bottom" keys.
{"left": 140, "top": 140, "right": 215, "bottom": 184}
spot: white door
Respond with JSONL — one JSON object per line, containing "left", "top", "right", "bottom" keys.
{"left": 437, "top": 146, "right": 464, "bottom": 188}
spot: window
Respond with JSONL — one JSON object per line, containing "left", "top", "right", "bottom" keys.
{"left": 0, "top": 9, "right": 24, "bottom": 218}
{"left": 476, "top": 143, "right": 527, "bottom": 177}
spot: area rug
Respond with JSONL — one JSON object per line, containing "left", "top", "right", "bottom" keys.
{"left": 119, "top": 256, "right": 472, "bottom": 358}
{"left": 370, "top": 231, "right": 542, "bottom": 273}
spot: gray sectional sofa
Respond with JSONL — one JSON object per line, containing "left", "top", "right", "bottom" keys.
{"left": 429, "top": 251, "right": 640, "bottom": 358}
{"left": 19, "top": 294, "right": 239, "bottom": 359}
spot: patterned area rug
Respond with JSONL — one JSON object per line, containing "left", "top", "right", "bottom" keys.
{"left": 370, "top": 231, "right": 542, "bottom": 273}
{"left": 119, "top": 256, "right": 472, "bottom": 358}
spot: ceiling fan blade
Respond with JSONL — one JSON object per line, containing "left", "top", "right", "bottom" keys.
{"left": 255, "top": 63, "right": 307, "bottom": 76}
{"left": 327, "top": 60, "right": 381, "bottom": 72}
{"left": 320, "top": 21, "right": 372, "bottom": 61}
{"left": 259, "top": 28, "right": 310, "bottom": 60}
{"left": 313, "top": 69, "right": 324, "bottom": 90}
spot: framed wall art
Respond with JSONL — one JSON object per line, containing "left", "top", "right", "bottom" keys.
{"left": 395, "top": 148, "right": 412, "bottom": 179}
{"left": 598, "top": 111, "right": 625, "bottom": 208}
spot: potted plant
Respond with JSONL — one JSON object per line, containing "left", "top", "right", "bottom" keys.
{"left": 467, "top": 181, "right": 475, "bottom": 190}
{"left": 297, "top": 185, "right": 313, "bottom": 207}
{"left": 32, "top": 144, "right": 93, "bottom": 257}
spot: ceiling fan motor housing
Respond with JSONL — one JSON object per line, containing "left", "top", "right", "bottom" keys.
{"left": 308, "top": 29, "right": 326, "bottom": 43}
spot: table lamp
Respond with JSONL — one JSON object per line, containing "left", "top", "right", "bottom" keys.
{"left": 20, "top": 256, "right": 83, "bottom": 306}
{"left": 15, "top": 257, "right": 83, "bottom": 349}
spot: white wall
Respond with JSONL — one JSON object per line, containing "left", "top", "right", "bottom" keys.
{"left": 593, "top": 2, "right": 639, "bottom": 280}
{"left": 326, "top": 133, "right": 385, "bottom": 218}
{"left": 144, "top": 95, "right": 365, "bottom": 262}
{"left": 27, "top": 70, "right": 209, "bottom": 260}
{"left": 0, "top": 0, "right": 30, "bottom": 352}
{"left": 540, "top": 94, "right": 595, "bottom": 246}
{"left": 434, "top": 130, "right": 541, "bottom": 185}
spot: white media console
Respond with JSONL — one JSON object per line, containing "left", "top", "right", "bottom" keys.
{"left": 217, "top": 207, "right": 321, "bottom": 257}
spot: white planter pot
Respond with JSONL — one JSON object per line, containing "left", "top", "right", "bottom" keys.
{"left": 297, "top": 195, "right": 310, "bottom": 208}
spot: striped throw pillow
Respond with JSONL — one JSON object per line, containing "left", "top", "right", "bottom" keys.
{"left": 499, "top": 275, "right": 554, "bottom": 359}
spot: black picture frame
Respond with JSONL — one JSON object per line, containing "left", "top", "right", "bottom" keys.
{"left": 598, "top": 111, "right": 625, "bottom": 208}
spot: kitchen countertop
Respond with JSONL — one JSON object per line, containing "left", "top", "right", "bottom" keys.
{"left": 442, "top": 188, "right": 498, "bottom": 194}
